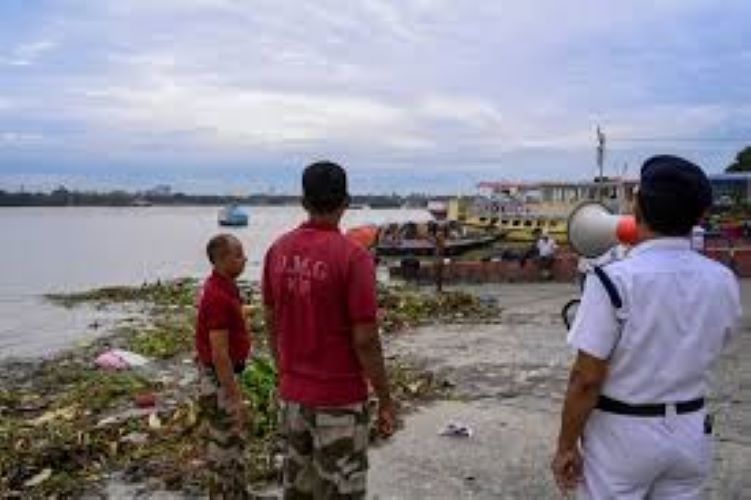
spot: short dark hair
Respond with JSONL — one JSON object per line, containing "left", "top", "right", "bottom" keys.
{"left": 637, "top": 155, "right": 712, "bottom": 236}
{"left": 206, "top": 234, "right": 232, "bottom": 265}
{"left": 302, "top": 161, "right": 349, "bottom": 214}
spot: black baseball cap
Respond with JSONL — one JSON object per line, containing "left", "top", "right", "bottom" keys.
{"left": 302, "top": 161, "right": 349, "bottom": 213}
{"left": 637, "top": 155, "right": 712, "bottom": 235}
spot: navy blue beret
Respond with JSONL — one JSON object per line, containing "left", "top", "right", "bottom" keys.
{"left": 639, "top": 155, "right": 712, "bottom": 215}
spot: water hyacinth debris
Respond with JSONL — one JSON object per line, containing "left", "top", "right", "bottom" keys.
{"left": 1, "top": 279, "right": 498, "bottom": 497}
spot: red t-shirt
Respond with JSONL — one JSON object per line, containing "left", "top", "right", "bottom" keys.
{"left": 195, "top": 271, "right": 251, "bottom": 367}
{"left": 262, "top": 220, "right": 378, "bottom": 406}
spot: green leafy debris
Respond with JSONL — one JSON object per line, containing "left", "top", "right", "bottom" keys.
{"left": 1, "top": 279, "right": 497, "bottom": 497}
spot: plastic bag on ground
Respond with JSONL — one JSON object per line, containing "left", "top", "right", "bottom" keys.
{"left": 95, "top": 348, "right": 150, "bottom": 370}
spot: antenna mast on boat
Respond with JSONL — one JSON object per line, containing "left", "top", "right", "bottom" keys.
{"left": 596, "top": 125, "right": 606, "bottom": 182}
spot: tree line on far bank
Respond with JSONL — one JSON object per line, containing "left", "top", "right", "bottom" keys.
{"left": 0, "top": 188, "right": 435, "bottom": 208}
{"left": 2, "top": 145, "right": 749, "bottom": 207}
{"left": 725, "top": 146, "right": 751, "bottom": 173}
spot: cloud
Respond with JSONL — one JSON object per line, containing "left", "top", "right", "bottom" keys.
{"left": 0, "top": 131, "right": 44, "bottom": 146}
{"left": 0, "top": 40, "right": 57, "bottom": 66}
{"left": 0, "top": 0, "right": 750, "bottom": 190}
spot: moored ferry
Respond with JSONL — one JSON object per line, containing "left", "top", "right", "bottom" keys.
{"left": 448, "top": 179, "right": 638, "bottom": 243}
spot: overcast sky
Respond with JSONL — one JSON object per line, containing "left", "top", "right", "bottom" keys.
{"left": 1, "top": 0, "right": 750, "bottom": 194}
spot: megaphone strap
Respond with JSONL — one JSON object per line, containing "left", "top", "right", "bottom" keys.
{"left": 592, "top": 266, "right": 622, "bottom": 309}
{"left": 592, "top": 266, "right": 625, "bottom": 359}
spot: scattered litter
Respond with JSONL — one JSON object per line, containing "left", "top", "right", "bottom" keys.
{"left": 31, "top": 405, "right": 77, "bottom": 426}
{"left": 162, "top": 398, "right": 178, "bottom": 409}
{"left": 148, "top": 412, "right": 162, "bottom": 430}
{"left": 24, "top": 469, "right": 52, "bottom": 487}
{"left": 406, "top": 382, "right": 424, "bottom": 395}
{"left": 94, "top": 351, "right": 128, "bottom": 370}
{"left": 438, "top": 421, "right": 473, "bottom": 438}
{"left": 178, "top": 374, "right": 197, "bottom": 387}
{"left": 134, "top": 392, "right": 156, "bottom": 408}
{"left": 7, "top": 280, "right": 461, "bottom": 496}
{"left": 95, "top": 408, "right": 153, "bottom": 428}
{"left": 95, "top": 349, "right": 150, "bottom": 370}
{"left": 16, "top": 396, "right": 49, "bottom": 413}
{"left": 121, "top": 432, "right": 149, "bottom": 445}
{"left": 113, "top": 349, "right": 150, "bottom": 367}
{"left": 96, "top": 416, "right": 118, "bottom": 428}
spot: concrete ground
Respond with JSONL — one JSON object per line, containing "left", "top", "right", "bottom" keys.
{"left": 96, "top": 282, "right": 750, "bottom": 499}
{"left": 369, "top": 282, "right": 751, "bottom": 500}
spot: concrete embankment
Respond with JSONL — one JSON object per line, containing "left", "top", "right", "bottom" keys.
{"left": 369, "top": 282, "right": 751, "bottom": 499}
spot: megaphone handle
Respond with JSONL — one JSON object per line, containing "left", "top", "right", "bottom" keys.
{"left": 562, "top": 299, "right": 580, "bottom": 330}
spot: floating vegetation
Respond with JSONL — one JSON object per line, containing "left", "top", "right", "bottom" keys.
{"left": 0, "top": 364, "right": 162, "bottom": 497}
{"left": 126, "top": 320, "right": 194, "bottom": 360}
{"left": 1, "top": 279, "right": 498, "bottom": 497}
{"left": 45, "top": 278, "right": 200, "bottom": 309}
{"left": 378, "top": 286, "right": 501, "bottom": 333}
{"left": 387, "top": 359, "right": 451, "bottom": 403}
{"left": 240, "top": 356, "right": 278, "bottom": 438}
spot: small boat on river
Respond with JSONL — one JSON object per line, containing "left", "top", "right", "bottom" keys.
{"left": 346, "top": 221, "right": 499, "bottom": 257}
{"left": 218, "top": 205, "right": 248, "bottom": 227}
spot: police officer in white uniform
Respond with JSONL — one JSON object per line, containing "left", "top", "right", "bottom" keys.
{"left": 552, "top": 155, "right": 742, "bottom": 499}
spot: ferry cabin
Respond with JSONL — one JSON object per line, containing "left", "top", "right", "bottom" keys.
{"left": 448, "top": 179, "right": 638, "bottom": 242}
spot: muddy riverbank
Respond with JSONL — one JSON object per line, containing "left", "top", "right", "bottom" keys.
{"left": 3, "top": 281, "right": 748, "bottom": 498}
{"left": 0, "top": 280, "right": 498, "bottom": 498}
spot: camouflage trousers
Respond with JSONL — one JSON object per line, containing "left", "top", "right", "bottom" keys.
{"left": 280, "top": 400, "right": 369, "bottom": 500}
{"left": 198, "top": 369, "right": 249, "bottom": 499}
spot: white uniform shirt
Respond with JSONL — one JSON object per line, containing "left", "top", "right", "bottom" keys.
{"left": 537, "top": 237, "right": 557, "bottom": 258}
{"left": 568, "top": 238, "right": 741, "bottom": 403}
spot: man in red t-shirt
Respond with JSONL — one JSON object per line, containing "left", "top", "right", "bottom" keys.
{"left": 195, "top": 234, "right": 251, "bottom": 498}
{"left": 263, "top": 161, "right": 395, "bottom": 499}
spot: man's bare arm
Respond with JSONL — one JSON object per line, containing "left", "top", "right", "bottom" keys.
{"left": 352, "top": 323, "right": 391, "bottom": 404}
{"left": 209, "top": 329, "right": 243, "bottom": 403}
{"left": 557, "top": 351, "right": 608, "bottom": 451}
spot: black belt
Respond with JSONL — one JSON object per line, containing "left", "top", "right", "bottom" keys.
{"left": 597, "top": 395, "right": 704, "bottom": 417}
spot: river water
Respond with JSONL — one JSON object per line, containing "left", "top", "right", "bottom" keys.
{"left": 0, "top": 206, "right": 429, "bottom": 359}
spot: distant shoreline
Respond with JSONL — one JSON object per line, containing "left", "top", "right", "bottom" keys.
{"left": 0, "top": 189, "right": 443, "bottom": 208}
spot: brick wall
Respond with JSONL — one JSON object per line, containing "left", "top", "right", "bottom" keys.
{"left": 389, "top": 249, "right": 745, "bottom": 284}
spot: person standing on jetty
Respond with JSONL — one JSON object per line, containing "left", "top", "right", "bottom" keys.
{"left": 263, "top": 161, "right": 395, "bottom": 499}
{"left": 552, "top": 155, "right": 742, "bottom": 499}
{"left": 536, "top": 231, "right": 558, "bottom": 279}
{"left": 195, "top": 234, "right": 252, "bottom": 498}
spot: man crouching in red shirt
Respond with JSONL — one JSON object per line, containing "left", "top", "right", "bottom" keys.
{"left": 196, "top": 234, "right": 252, "bottom": 499}
{"left": 263, "top": 161, "right": 395, "bottom": 499}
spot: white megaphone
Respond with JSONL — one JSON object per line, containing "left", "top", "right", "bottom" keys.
{"left": 567, "top": 201, "right": 639, "bottom": 258}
